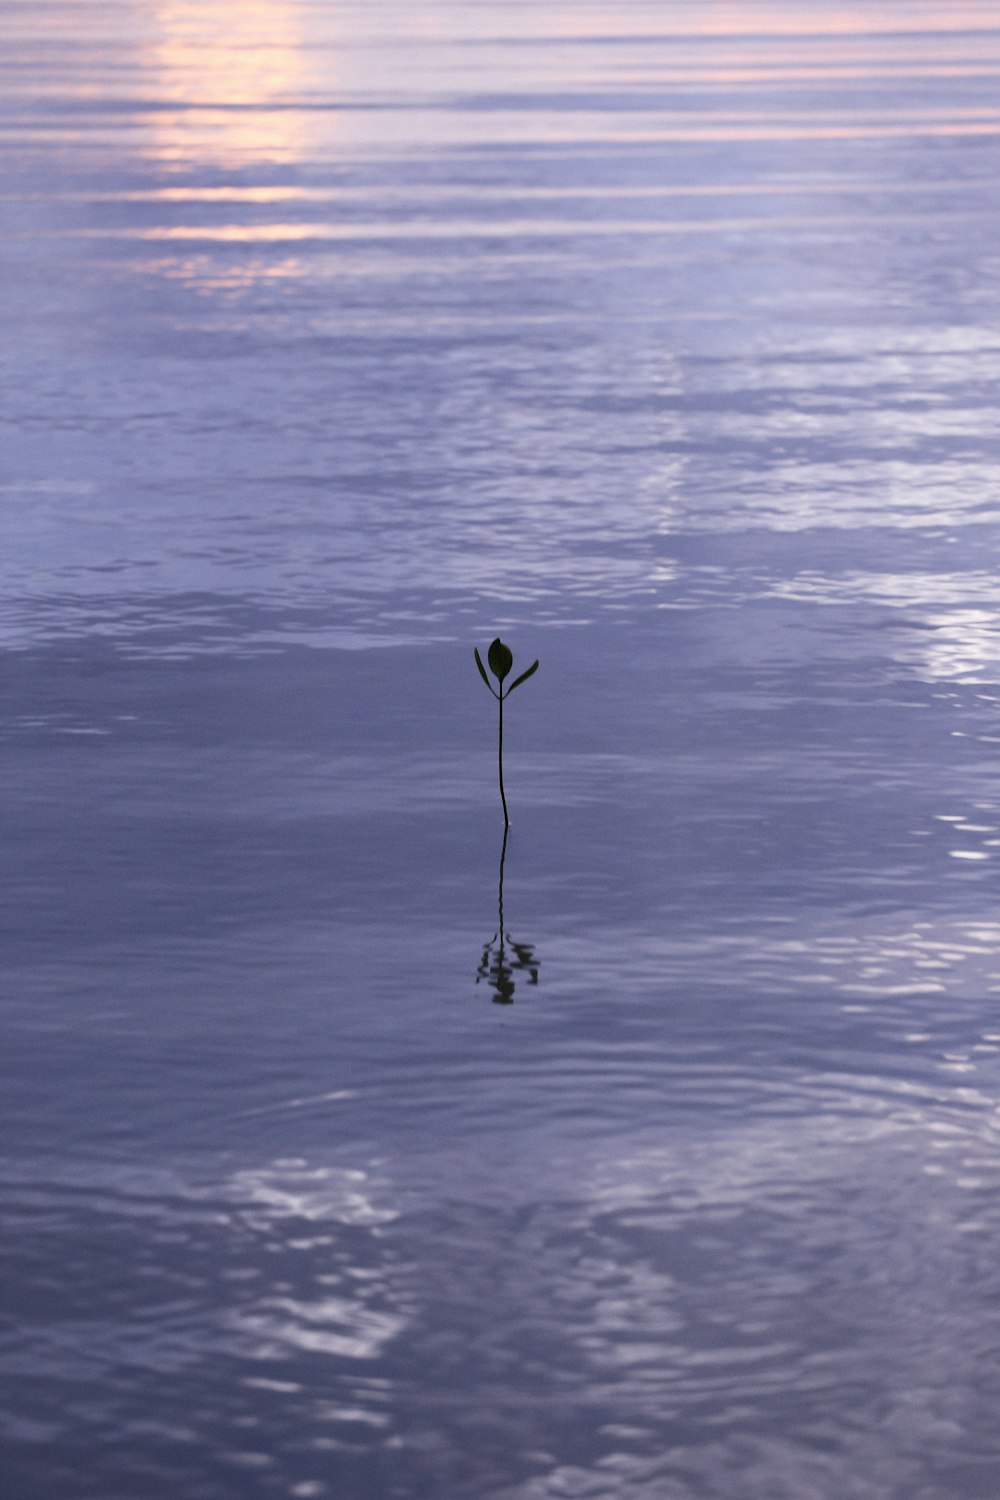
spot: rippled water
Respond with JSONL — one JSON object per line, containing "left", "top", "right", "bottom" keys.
{"left": 5, "top": 3, "right": 1000, "bottom": 1496}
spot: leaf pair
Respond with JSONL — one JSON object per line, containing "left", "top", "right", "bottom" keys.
{"left": 474, "top": 638, "right": 539, "bottom": 699}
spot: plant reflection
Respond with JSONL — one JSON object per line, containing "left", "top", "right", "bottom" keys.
{"left": 476, "top": 826, "right": 539, "bottom": 1005}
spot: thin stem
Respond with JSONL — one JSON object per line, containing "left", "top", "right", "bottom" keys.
{"left": 498, "top": 689, "right": 509, "bottom": 829}
{"left": 498, "top": 820, "right": 508, "bottom": 937}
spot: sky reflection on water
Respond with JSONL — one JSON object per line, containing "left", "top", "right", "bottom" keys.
{"left": 5, "top": 1, "right": 1000, "bottom": 1497}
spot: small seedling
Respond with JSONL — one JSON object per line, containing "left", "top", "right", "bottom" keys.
{"left": 474, "top": 637, "right": 538, "bottom": 830}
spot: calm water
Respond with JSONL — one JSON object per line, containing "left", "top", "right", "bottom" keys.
{"left": 4, "top": 3, "right": 1000, "bottom": 1496}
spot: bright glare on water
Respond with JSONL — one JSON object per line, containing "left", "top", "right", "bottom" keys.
{"left": 4, "top": 3, "right": 1000, "bottom": 1497}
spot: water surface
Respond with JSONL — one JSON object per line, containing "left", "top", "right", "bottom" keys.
{"left": 4, "top": 3, "right": 1000, "bottom": 1497}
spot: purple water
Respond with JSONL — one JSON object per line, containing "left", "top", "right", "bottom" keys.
{"left": 4, "top": 3, "right": 1000, "bottom": 1496}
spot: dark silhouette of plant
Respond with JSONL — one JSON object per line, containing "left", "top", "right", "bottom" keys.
{"left": 474, "top": 638, "right": 538, "bottom": 830}
{"left": 476, "top": 823, "right": 539, "bottom": 1004}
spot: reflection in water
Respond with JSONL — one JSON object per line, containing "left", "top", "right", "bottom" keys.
{"left": 147, "top": 0, "right": 311, "bottom": 166}
{"left": 476, "top": 827, "right": 540, "bottom": 1005}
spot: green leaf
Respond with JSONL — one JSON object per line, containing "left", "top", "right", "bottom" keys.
{"left": 487, "top": 638, "right": 513, "bottom": 682}
{"left": 473, "top": 646, "right": 491, "bottom": 688}
{"left": 506, "top": 659, "right": 539, "bottom": 694}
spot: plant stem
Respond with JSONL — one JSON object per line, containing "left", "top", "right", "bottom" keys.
{"left": 498, "top": 689, "right": 509, "bottom": 829}
{"left": 498, "top": 820, "right": 508, "bottom": 936}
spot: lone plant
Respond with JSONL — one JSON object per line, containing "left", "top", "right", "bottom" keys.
{"left": 474, "top": 637, "right": 539, "bottom": 829}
